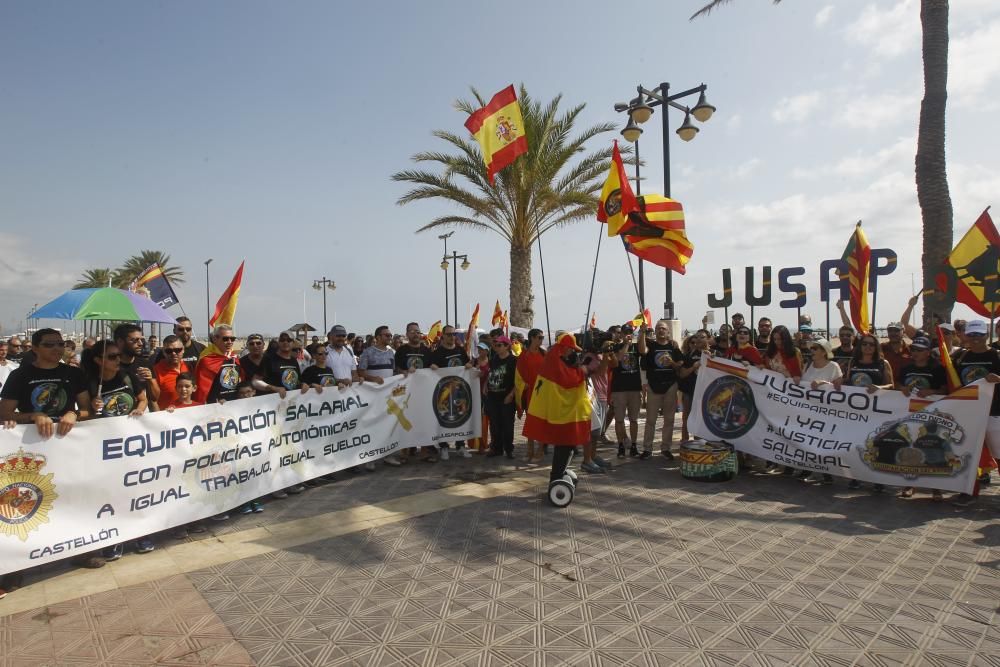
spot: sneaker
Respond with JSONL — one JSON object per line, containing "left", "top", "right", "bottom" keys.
{"left": 251, "top": 501, "right": 264, "bottom": 513}
{"left": 820, "top": 474, "right": 834, "bottom": 485}
{"left": 171, "top": 526, "right": 189, "bottom": 539}
{"left": 103, "top": 544, "right": 124, "bottom": 562}
{"left": 848, "top": 480, "right": 861, "bottom": 490}
{"left": 594, "top": 456, "right": 614, "bottom": 470}
{"left": 238, "top": 503, "right": 254, "bottom": 515}
{"left": 638, "top": 450, "right": 651, "bottom": 460}
{"left": 629, "top": 444, "right": 639, "bottom": 457}
{"left": 951, "top": 493, "right": 976, "bottom": 507}
{"left": 134, "top": 538, "right": 155, "bottom": 554}
{"left": 74, "top": 555, "right": 106, "bottom": 569}
{"left": 797, "top": 470, "right": 811, "bottom": 480}
{"left": 303, "top": 479, "right": 320, "bottom": 488}
{"left": 272, "top": 490, "right": 289, "bottom": 498}
{"left": 439, "top": 448, "right": 450, "bottom": 461}
{"left": 212, "top": 513, "right": 229, "bottom": 521}
{"left": 461, "top": 448, "right": 472, "bottom": 458}
{"left": 384, "top": 455, "right": 402, "bottom": 466}
{"left": 661, "top": 450, "right": 675, "bottom": 460}
{"left": 617, "top": 444, "right": 626, "bottom": 459}
{"left": 364, "top": 462, "right": 377, "bottom": 472}
{"left": 188, "top": 522, "right": 207, "bottom": 533}
{"left": 288, "top": 484, "right": 306, "bottom": 493}
{"left": 581, "top": 461, "right": 604, "bottom": 473}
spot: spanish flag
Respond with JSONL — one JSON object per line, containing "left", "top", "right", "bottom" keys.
{"left": 491, "top": 300, "right": 503, "bottom": 327}
{"left": 630, "top": 309, "right": 652, "bottom": 329}
{"left": 597, "top": 141, "right": 638, "bottom": 237}
{"left": 210, "top": 260, "right": 244, "bottom": 327}
{"left": 839, "top": 222, "right": 871, "bottom": 334}
{"left": 514, "top": 347, "right": 544, "bottom": 410}
{"left": 426, "top": 320, "right": 443, "bottom": 345}
{"left": 464, "top": 85, "right": 529, "bottom": 185}
{"left": 937, "top": 325, "right": 961, "bottom": 392}
{"left": 623, "top": 195, "right": 694, "bottom": 274}
{"left": 523, "top": 334, "right": 592, "bottom": 446}
{"left": 465, "top": 303, "right": 480, "bottom": 355}
{"left": 936, "top": 208, "right": 1000, "bottom": 317}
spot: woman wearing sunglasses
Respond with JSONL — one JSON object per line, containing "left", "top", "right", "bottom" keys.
{"left": 726, "top": 326, "right": 764, "bottom": 368}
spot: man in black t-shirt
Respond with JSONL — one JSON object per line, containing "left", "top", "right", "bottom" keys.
{"left": 639, "top": 321, "right": 682, "bottom": 460}
{"left": 430, "top": 325, "right": 473, "bottom": 459}
{"left": 896, "top": 336, "right": 947, "bottom": 397}
{"left": 114, "top": 323, "right": 158, "bottom": 409}
{"left": 254, "top": 332, "right": 306, "bottom": 397}
{"left": 755, "top": 318, "right": 772, "bottom": 352}
{"left": 395, "top": 322, "right": 436, "bottom": 462}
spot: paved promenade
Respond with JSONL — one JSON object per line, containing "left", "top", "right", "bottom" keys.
{"left": 2, "top": 431, "right": 999, "bottom": 666}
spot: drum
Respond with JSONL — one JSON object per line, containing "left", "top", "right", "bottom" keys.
{"left": 679, "top": 440, "right": 738, "bottom": 482}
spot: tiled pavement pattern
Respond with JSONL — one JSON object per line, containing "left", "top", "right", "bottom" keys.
{"left": 3, "top": 432, "right": 999, "bottom": 665}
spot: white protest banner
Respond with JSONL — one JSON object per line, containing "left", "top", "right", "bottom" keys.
{"left": 689, "top": 355, "right": 992, "bottom": 493}
{"left": 0, "top": 368, "right": 479, "bottom": 574}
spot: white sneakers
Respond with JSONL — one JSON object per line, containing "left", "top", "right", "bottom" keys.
{"left": 439, "top": 447, "right": 450, "bottom": 461}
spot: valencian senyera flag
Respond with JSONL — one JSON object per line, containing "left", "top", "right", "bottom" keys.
{"left": 597, "top": 140, "right": 638, "bottom": 237}
{"left": 623, "top": 195, "right": 693, "bottom": 274}
{"left": 426, "top": 320, "right": 443, "bottom": 345}
{"left": 937, "top": 325, "right": 961, "bottom": 392}
{"left": 523, "top": 334, "right": 592, "bottom": 446}
{"left": 129, "top": 263, "right": 179, "bottom": 309}
{"left": 936, "top": 208, "right": 1000, "bottom": 317}
{"left": 464, "top": 85, "right": 528, "bottom": 185}
{"left": 210, "top": 260, "right": 244, "bottom": 328}
{"left": 491, "top": 300, "right": 503, "bottom": 327}
{"left": 839, "top": 222, "right": 871, "bottom": 333}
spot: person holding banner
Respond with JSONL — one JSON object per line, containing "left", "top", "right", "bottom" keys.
{"left": 726, "top": 327, "right": 764, "bottom": 368}
{"left": 764, "top": 326, "right": 802, "bottom": 383}
{"left": 677, "top": 330, "right": 712, "bottom": 444}
{"left": 948, "top": 320, "right": 1000, "bottom": 507}
{"left": 835, "top": 333, "right": 894, "bottom": 491}
{"left": 895, "top": 335, "right": 948, "bottom": 500}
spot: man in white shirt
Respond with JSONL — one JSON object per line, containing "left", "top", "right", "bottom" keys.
{"left": 325, "top": 325, "right": 360, "bottom": 388}
{"left": 0, "top": 339, "right": 19, "bottom": 391}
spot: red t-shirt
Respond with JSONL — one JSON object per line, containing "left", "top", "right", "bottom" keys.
{"left": 154, "top": 360, "right": 190, "bottom": 410}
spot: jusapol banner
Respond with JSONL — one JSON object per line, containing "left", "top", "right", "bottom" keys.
{"left": 0, "top": 368, "right": 480, "bottom": 574}
{"left": 689, "top": 355, "right": 993, "bottom": 493}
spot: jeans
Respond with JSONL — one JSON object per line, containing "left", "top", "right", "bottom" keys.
{"left": 485, "top": 395, "right": 515, "bottom": 455}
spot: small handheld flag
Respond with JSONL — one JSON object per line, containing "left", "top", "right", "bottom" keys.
{"left": 466, "top": 303, "right": 480, "bottom": 355}
{"left": 491, "top": 300, "right": 503, "bottom": 327}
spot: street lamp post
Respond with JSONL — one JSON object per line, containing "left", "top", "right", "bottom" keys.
{"left": 615, "top": 81, "right": 716, "bottom": 320}
{"left": 312, "top": 277, "right": 337, "bottom": 333}
{"left": 438, "top": 232, "right": 454, "bottom": 325}
{"left": 204, "top": 259, "right": 213, "bottom": 339}
{"left": 441, "top": 250, "right": 470, "bottom": 328}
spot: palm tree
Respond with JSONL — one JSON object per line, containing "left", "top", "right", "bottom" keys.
{"left": 73, "top": 268, "right": 124, "bottom": 289}
{"left": 119, "top": 250, "right": 185, "bottom": 287}
{"left": 692, "top": 0, "right": 953, "bottom": 325}
{"left": 392, "top": 85, "right": 623, "bottom": 327}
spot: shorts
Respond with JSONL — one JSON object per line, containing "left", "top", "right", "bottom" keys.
{"left": 611, "top": 391, "right": 641, "bottom": 422}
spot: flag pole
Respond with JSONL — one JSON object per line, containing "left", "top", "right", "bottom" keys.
{"left": 825, "top": 299, "right": 831, "bottom": 343}
{"left": 870, "top": 272, "right": 878, "bottom": 335}
{"left": 534, "top": 221, "right": 554, "bottom": 347}
{"left": 621, "top": 237, "right": 642, "bottom": 309}
{"left": 583, "top": 223, "right": 604, "bottom": 337}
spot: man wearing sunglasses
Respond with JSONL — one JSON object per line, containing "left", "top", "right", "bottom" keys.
{"left": 114, "top": 323, "right": 159, "bottom": 411}
{"left": 153, "top": 334, "right": 193, "bottom": 409}
{"left": 165, "top": 316, "right": 205, "bottom": 370}
{"left": 0, "top": 339, "right": 19, "bottom": 391}
{"left": 325, "top": 325, "right": 360, "bottom": 390}
{"left": 5, "top": 336, "right": 24, "bottom": 362}
{"left": 430, "top": 324, "right": 474, "bottom": 460}
{"left": 194, "top": 324, "right": 246, "bottom": 405}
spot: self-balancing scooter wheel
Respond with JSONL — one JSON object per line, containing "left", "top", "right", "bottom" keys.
{"left": 548, "top": 479, "right": 575, "bottom": 507}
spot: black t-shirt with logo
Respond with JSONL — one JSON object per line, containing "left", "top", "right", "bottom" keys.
{"left": 395, "top": 344, "right": 432, "bottom": 372}
{"left": 432, "top": 346, "right": 469, "bottom": 368}
{"left": 0, "top": 364, "right": 88, "bottom": 418}
{"left": 263, "top": 352, "right": 301, "bottom": 391}
{"left": 118, "top": 356, "right": 151, "bottom": 394}
{"left": 239, "top": 354, "right": 265, "bottom": 381}
{"left": 88, "top": 371, "right": 142, "bottom": 418}
{"left": 953, "top": 348, "right": 1000, "bottom": 415}
{"left": 833, "top": 346, "right": 854, "bottom": 371}
{"left": 897, "top": 361, "right": 947, "bottom": 394}
{"left": 754, "top": 336, "right": 770, "bottom": 353}
{"left": 678, "top": 351, "right": 702, "bottom": 395}
{"left": 846, "top": 359, "right": 887, "bottom": 387}
{"left": 611, "top": 343, "right": 642, "bottom": 392}
{"left": 486, "top": 354, "right": 518, "bottom": 397}
{"left": 301, "top": 365, "right": 337, "bottom": 387}
{"left": 642, "top": 341, "right": 681, "bottom": 393}
{"left": 206, "top": 359, "right": 244, "bottom": 403}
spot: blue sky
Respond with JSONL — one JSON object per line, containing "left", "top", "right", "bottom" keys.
{"left": 3, "top": 0, "right": 999, "bottom": 337}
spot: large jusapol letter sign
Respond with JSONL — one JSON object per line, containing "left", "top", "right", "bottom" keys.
{"left": 708, "top": 248, "right": 898, "bottom": 308}
{"left": 0, "top": 368, "right": 480, "bottom": 574}
{"left": 688, "top": 355, "right": 990, "bottom": 493}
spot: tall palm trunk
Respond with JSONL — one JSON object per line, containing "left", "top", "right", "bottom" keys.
{"left": 509, "top": 245, "right": 534, "bottom": 328}
{"left": 917, "top": 0, "right": 953, "bottom": 326}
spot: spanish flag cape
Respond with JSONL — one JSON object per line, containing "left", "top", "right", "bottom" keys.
{"left": 193, "top": 342, "right": 244, "bottom": 404}
{"left": 523, "top": 339, "right": 591, "bottom": 446}
{"left": 514, "top": 348, "right": 545, "bottom": 410}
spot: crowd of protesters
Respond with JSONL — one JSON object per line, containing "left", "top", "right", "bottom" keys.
{"left": 2, "top": 298, "right": 999, "bottom": 599}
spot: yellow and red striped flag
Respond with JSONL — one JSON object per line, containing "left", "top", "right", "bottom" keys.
{"left": 598, "top": 140, "right": 639, "bottom": 237}
{"left": 464, "top": 85, "right": 529, "bottom": 185}
{"left": 623, "top": 195, "right": 694, "bottom": 274}
{"left": 502, "top": 309, "right": 509, "bottom": 335}
{"left": 465, "top": 303, "right": 480, "bottom": 355}
{"left": 839, "top": 222, "right": 871, "bottom": 333}
{"left": 426, "top": 320, "right": 443, "bottom": 345}
{"left": 210, "top": 260, "right": 244, "bottom": 327}
{"left": 491, "top": 300, "right": 503, "bottom": 327}
{"left": 630, "top": 309, "right": 652, "bottom": 329}
{"left": 937, "top": 325, "right": 961, "bottom": 392}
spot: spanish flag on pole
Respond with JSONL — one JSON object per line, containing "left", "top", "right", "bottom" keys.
{"left": 464, "top": 85, "right": 529, "bottom": 185}
{"left": 491, "top": 300, "right": 503, "bottom": 327}
{"left": 623, "top": 194, "right": 694, "bottom": 274}
{"left": 839, "top": 222, "right": 871, "bottom": 334}
{"left": 936, "top": 208, "right": 1000, "bottom": 317}
{"left": 523, "top": 334, "right": 592, "bottom": 446}
{"left": 210, "top": 260, "right": 244, "bottom": 327}
{"left": 597, "top": 140, "right": 638, "bottom": 237}
{"left": 465, "top": 303, "right": 480, "bottom": 355}
{"left": 426, "top": 320, "right": 443, "bottom": 345}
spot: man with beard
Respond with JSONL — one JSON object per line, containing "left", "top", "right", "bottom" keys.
{"left": 153, "top": 334, "right": 191, "bottom": 409}
{"left": 639, "top": 320, "right": 682, "bottom": 460}
{"left": 0, "top": 339, "right": 19, "bottom": 391}
{"left": 430, "top": 324, "right": 473, "bottom": 459}
{"left": 881, "top": 322, "right": 912, "bottom": 382}
{"left": 395, "top": 322, "right": 436, "bottom": 462}
{"left": 325, "top": 325, "right": 360, "bottom": 389}
{"left": 114, "top": 324, "right": 159, "bottom": 410}
{"left": 755, "top": 317, "right": 772, "bottom": 352}
{"left": 159, "top": 317, "right": 205, "bottom": 371}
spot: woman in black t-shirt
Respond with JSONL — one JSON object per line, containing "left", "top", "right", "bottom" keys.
{"left": 84, "top": 340, "right": 147, "bottom": 418}
{"left": 677, "top": 329, "right": 712, "bottom": 444}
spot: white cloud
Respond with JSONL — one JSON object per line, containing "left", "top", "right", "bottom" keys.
{"left": 0, "top": 241, "right": 84, "bottom": 334}
{"left": 772, "top": 92, "right": 822, "bottom": 124}
{"left": 834, "top": 91, "right": 920, "bottom": 130}
{"left": 731, "top": 158, "right": 762, "bottom": 180}
{"left": 815, "top": 5, "right": 834, "bottom": 28}
{"left": 950, "top": 20, "right": 1000, "bottom": 108}
{"left": 846, "top": 0, "right": 920, "bottom": 58}
{"left": 726, "top": 114, "right": 743, "bottom": 133}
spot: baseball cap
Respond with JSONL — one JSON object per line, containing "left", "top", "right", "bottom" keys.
{"left": 966, "top": 320, "right": 988, "bottom": 336}
{"left": 939, "top": 323, "right": 955, "bottom": 332}
{"left": 557, "top": 332, "right": 581, "bottom": 351}
{"left": 911, "top": 336, "right": 932, "bottom": 350}
{"left": 799, "top": 324, "right": 813, "bottom": 333}
{"left": 886, "top": 321, "right": 903, "bottom": 331}
{"left": 246, "top": 333, "right": 264, "bottom": 343}
{"left": 329, "top": 325, "right": 347, "bottom": 336}
{"left": 477, "top": 342, "right": 490, "bottom": 350}
{"left": 494, "top": 335, "right": 512, "bottom": 345}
